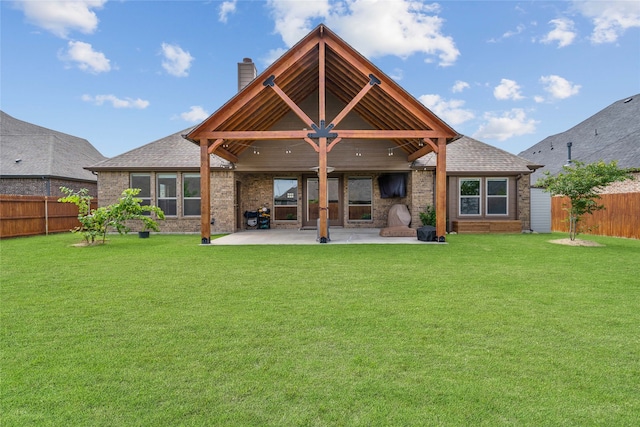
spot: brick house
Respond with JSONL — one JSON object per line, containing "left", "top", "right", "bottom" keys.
{"left": 88, "top": 25, "right": 539, "bottom": 241}
{"left": 1, "top": 111, "right": 106, "bottom": 197}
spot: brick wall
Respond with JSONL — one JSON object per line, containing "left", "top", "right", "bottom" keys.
{"left": 0, "top": 178, "right": 98, "bottom": 197}
{"left": 410, "top": 170, "right": 435, "bottom": 228}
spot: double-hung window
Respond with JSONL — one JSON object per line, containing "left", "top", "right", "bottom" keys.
{"left": 348, "top": 177, "right": 372, "bottom": 221}
{"left": 459, "top": 178, "right": 481, "bottom": 215}
{"left": 157, "top": 173, "right": 177, "bottom": 216}
{"left": 486, "top": 178, "right": 508, "bottom": 215}
{"left": 183, "top": 174, "right": 201, "bottom": 216}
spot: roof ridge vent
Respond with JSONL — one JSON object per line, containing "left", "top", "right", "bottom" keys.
{"left": 623, "top": 97, "right": 633, "bottom": 103}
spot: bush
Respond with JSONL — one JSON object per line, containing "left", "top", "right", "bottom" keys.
{"left": 419, "top": 205, "right": 436, "bottom": 226}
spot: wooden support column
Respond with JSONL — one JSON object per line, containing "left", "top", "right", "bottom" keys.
{"left": 317, "top": 37, "right": 329, "bottom": 242}
{"left": 200, "top": 138, "right": 211, "bottom": 244}
{"left": 318, "top": 137, "right": 329, "bottom": 242}
{"left": 436, "top": 137, "right": 447, "bottom": 239}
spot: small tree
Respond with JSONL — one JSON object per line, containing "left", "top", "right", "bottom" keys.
{"left": 59, "top": 187, "right": 164, "bottom": 244}
{"left": 536, "top": 160, "right": 632, "bottom": 240}
{"left": 58, "top": 187, "right": 107, "bottom": 244}
{"left": 109, "top": 188, "right": 165, "bottom": 235}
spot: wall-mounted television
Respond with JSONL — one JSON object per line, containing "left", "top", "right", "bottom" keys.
{"left": 378, "top": 173, "right": 407, "bottom": 198}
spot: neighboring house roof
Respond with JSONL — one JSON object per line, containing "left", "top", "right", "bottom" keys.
{"left": 1, "top": 110, "right": 107, "bottom": 181}
{"left": 87, "top": 128, "right": 231, "bottom": 171}
{"left": 519, "top": 94, "right": 640, "bottom": 183}
{"left": 415, "top": 135, "right": 540, "bottom": 174}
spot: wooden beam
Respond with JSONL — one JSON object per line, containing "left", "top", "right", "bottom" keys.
{"left": 406, "top": 138, "right": 438, "bottom": 162}
{"left": 335, "top": 129, "right": 449, "bottom": 139}
{"left": 326, "top": 137, "right": 342, "bottom": 153}
{"left": 267, "top": 81, "right": 316, "bottom": 128}
{"left": 187, "top": 36, "right": 320, "bottom": 138}
{"left": 436, "top": 137, "right": 447, "bottom": 239}
{"left": 211, "top": 148, "right": 239, "bottom": 163}
{"left": 207, "top": 138, "right": 224, "bottom": 154}
{"left": 304, "top": 137, "right": 320, "bottom": 152}
{"left": 200, "top": 139, "right": 211, "bottom": 244}
{"left": 193, "top": 130, "right": 309, "bottom": 140}
{"left": 330, "top": 79, "right": 375, "bottom": 128}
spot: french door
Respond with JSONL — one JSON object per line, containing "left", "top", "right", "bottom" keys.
{"left": 302, "top": 176, "right": 342, "bottom": 228}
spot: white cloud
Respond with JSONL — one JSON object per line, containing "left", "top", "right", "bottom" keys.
{"left": 389, "top": 68, "right": 404, "bottom": 81}
{"left": 419, "top": 94, "right": 474, "bottom": 126}
{"left": 494, "top": 79, "right": 524, "bottom": 101}
{"left": 473, "top": 109, "right": 538, "bottom": 141}
{"left": 267, "top": 0, "right": 460, "bottom": 67}
{"left": 161, "top": 43, "right": 194, "bottom": 77}
{"left": 180, "top": 106, "right": 209, "bottom": 122}
{"left": 574, "top": 0, "right": 640, "bottom": 44}
{"left": 14, "top": 0, "right": 106, "bottom": 39}
{"left": 82, "top": 94, "right": 149, "bottom": 109}
{"left": 60, "top": 41, "right": 111, "bottom": 73}
{"left": 452, "top": 81, "right": 470, "bottom": 93}
{"left": 219, "top": 0, "right": 237, "bottom": 23}
{"left": 489, "top": 23, "right": 526, "bottom": 43}
{"left": 540, "top": 18, "right": 576, "bottom": 47}
{"left": 539, "top": 75, "right": 581, "bottom": 100}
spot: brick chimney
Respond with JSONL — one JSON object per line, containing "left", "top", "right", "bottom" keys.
{"left": 237, "top": 58, "right": 257, "bottom": 92}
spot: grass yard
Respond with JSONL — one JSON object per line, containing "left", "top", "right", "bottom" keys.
{"left": 1, "top": 232, "right": 639, "bottom": 426}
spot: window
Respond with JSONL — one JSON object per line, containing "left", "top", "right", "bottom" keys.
{"left": 131, "top": 173, "right": 151, "bottom": 214}
{"left": 487, "top": 178, "right": 508, "bottom": 215}
{"left": 273, "top": 178, "right": 298, "bottom": 221}
{"left": 183, "top": 174, "right": 200, "bottom": 216}
{"left": 460, "top": 178, "right": 481, "bottom": 215}
{"left": 157, "top": 173, "right": 177, "bottom": 216}
{"left": 348, "top": 177, "right": 372, "bottom": 220}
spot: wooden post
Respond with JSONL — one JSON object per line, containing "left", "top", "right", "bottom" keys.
{"left": 317, "top": 37, "right": 329, "bottom": 242}
{"left": 200, "top": 138, "right": 211, "bottom": 244}
{"left": 436, "top": 137, "right": 447, "bottom": 239}
{"left": 318, "top": 137, "right": 329, "bottom": 242}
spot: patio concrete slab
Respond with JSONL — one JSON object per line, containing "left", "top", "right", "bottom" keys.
{"left": 208, "top": 228, "right": 442, "bottom": 245}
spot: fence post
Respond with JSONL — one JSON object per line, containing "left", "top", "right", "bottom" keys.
{"left": 45, "top": 197, "right": 49, "bottom": 235}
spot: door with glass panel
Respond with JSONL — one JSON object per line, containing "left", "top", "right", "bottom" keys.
{"left": 303, "top": 176, "right": 342, "bottom": 228}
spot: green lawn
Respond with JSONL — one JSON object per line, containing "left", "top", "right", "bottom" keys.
{"left": 2, "top": 233, "right": 639, "bottom": 426}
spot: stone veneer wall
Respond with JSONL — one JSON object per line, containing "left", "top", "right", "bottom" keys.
{"left": 410, "top": 170, "right": 435, "bottom": 229}
{"left": 0, "top": 178, "right": 98, "bottom": 197}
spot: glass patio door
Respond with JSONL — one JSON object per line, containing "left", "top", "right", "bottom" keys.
{"left": 303, "top": 176, "right": 342, "bottom": 227}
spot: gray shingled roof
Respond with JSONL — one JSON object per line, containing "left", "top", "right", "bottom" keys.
{"left": 87, "top": 128, "right": 231, "bottom": 171}
{"left": 1, "top": 110, "right": 107, "bottom": 182}
{"left": 519, "top": 94, "right": 640, "bottom": 183}
{"left": 414, "top": 135, "right": 540, "bottom": 174}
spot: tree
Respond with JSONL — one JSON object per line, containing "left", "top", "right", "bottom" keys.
{"left": 536, "top": 160, "right": 632, "bottom": 240}
{"left": 59, "top": 187, "right": 164, "bottom": 244}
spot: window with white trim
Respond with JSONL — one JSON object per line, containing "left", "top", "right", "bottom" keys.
{"left": 486, "top": 178, "right": 508, "bottom": 215}
{"left": 183, "top": 174, "right": 201, "bottom": 216}
{"left": 348, "top": 177, "right": 372, "bottom": 221}
{"left": 459, "top": 178, "right": 481, "bottom": 215}
{"left": 157, "top": 173, "right": 177, "bottom": 216}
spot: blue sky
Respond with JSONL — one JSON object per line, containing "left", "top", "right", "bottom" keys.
{"left": 1, "top": 0, "right": 639, "bottom": 158}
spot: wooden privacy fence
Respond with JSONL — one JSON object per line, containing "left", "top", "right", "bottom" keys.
{"left": 552, "top": 193, "right": 640, "bottom": 239}
{"left": 0, "top": 195, "right": 97, "bottom": 239}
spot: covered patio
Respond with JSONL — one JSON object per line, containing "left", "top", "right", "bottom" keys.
{"left": 209, "top": 228, "right": 442, "bottom": 245}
